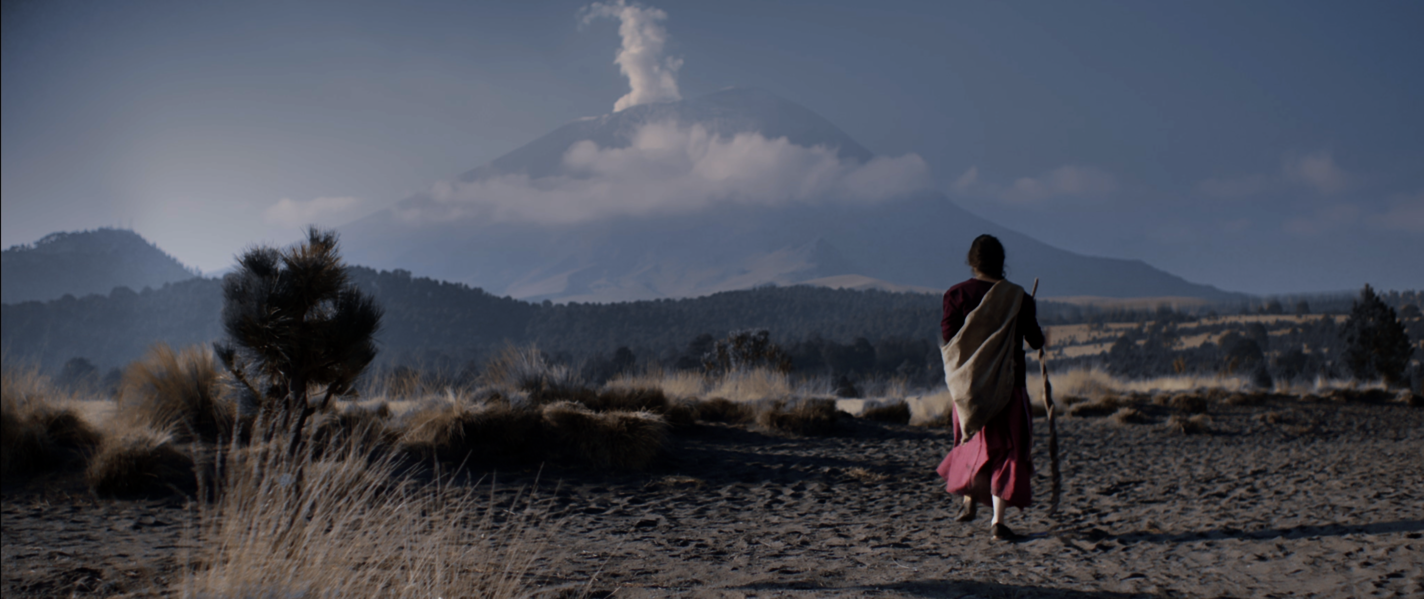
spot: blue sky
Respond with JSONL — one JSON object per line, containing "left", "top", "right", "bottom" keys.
{"left": 3, "top": 0, "right": 1421, "bottom": 294}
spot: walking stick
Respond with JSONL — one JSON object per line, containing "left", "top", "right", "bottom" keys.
{"left": 1030, "top": 278, "right": 1061, "bottom": 517}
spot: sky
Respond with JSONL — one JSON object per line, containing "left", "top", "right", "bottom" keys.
{"left": 3, "top": 0, "right": 1421, "bottom": 295}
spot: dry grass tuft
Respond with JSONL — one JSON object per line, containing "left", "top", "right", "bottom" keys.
{"left": 399, "top": 401, "right": 547, "bottom": 467}
{"left": 482, "top": 345, "right": 582, "bottom": 399}
{"left": 860, "top": 401, "right": 911, "bottom": 424}
{"left": 845, "top": 467, "right": 889, "bottom": 484}
{"left": 662, "top": 400, "right": 699, "bottom": 428}
{"left": 86, "top": 426, "right": 195, "bottom": 497}
{"left": 587, "top": 386, "right": 669, "bottom": 413}
{"left": 1400, "top": 391, "right": 1424, "bottom": 407}
{"left": 541, "top": 402, "right": 669, "bottom": 470}
{"left": 756, "top": 398, "right": 839, "bottom": 436}
{"left": 707, "top": 368, "right": 797, "bottom": 402}
{"left": 1165, "top": 414, "right": 1212, "bottom": 435}
{"left": 689, "top": 397, "right": 756, "bottom": 424}
{"left": 117, "top": 344, "right": 234, "bottom": 443}
{"left": 1066, "top": 394, "right": 1129, "bottom": 418}
{"left": 1257, "top": 411, "right": 1287, "bottom": 425}
{"left": 2, "top": 368, "right": 102, "bottom": 480}
{"left": 1110, "top": 407, "right": 1149, "bottom": 426}
{"left": 184, "top": 420, "right": 557, "bottom": 598}
{"left": 607, "top": 370, "right": 707, "bottom": 400}
{"left": 1223, "top": 391, "right": 1273, "bottom": 406}
{"left": 1156, "top": 393, "right": 1209, "bottom": 414}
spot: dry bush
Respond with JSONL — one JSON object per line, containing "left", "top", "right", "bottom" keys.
{"left": 861, "top": 401, "right": 911, "bottom": 424}
{"left": 1110, "top": 407, "right": 1149, "bottom": 426}
{"left": 1165, "top": 414, "right": 1212, "bottom": 435}
{"left": 690, "top": 397, "right": 755, "bottom": 424}
{"left": 1, "top": 367, "right": 102, "bottom": 480}
{"left": 183, "top": 422, "right": 557, "bottom": 598}
{"left": 117, "top": 344, "right": 234, "bottom": 443}
{"left": 86, "top": 425, "right": 195, "bottom": 497}
{"left": 756, "top": 398, "right": 839, "bottom": 436}
{"left": 1400, "top": 391, "right": 1424, "bottom": 407}
{"left": 307, "top": 407, "right": 397, "bottom": 453}
{"left": 1257, "top": 411, "right": 1287, "bottom": 425}
{"left": 587, "top": 386, "right": 669, "bottom": 413}
{"left": 541, "top": 402, "right": 669, "bottom": 470}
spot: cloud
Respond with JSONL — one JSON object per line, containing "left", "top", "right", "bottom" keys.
{"left": 1364, "top": 190, "right": 1424, "bottom": 233}
{"left": 1282, "top": 150, "right": 1348, "bottom": 194}
{"left": 399, "top": 121, "right": 931, "bottom": 225}
{"left": 1198, "top": 174, "right": 1272, "bottom": 199}
{"left": 952, "top": 165, "right": 1116, "bottom": 205}
{"left": 263, "top": 196, "right": 366, "bottom": 228}
{"left": 1200, "top": 149, "right": 1349, "bottom": 199}
{"left": 1282, "top": 203, "right": 1361, "bottom": 237}
{"left": 583, "top": 0, "right": 682, "bottom": 112}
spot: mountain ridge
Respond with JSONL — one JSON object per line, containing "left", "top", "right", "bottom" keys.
{"left": 1, "top": 228, "right": 198, "bottom": 304}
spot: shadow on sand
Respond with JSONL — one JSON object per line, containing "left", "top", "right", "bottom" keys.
{"left": 736, "top": 579, "right": 1159, "bottom": 598}
{"left": 1064, "top": 519, "right": 1424, "bottom": 546}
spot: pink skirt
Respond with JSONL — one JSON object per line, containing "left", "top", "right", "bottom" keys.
{"left": 935, "top": 386, "right": 1034, "bottom": 508}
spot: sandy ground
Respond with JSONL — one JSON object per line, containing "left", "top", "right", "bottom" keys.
{"left": 4, "top": 394, "right": 1421, "bottom": 598}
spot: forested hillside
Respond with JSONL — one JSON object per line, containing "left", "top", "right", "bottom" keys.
{"left": 1, "top": 229, "right": 198, "bottom": 303}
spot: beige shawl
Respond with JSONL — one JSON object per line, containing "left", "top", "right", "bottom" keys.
{"left": 940, "top": 280, "right": 1024, "bottom": 440}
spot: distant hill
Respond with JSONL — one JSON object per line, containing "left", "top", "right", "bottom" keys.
{"left": 1, "top": 229, "right": 198, "bottom": 304}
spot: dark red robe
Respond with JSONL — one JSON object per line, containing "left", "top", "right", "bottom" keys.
{"left": 935, "top": 278, "right": 1044, "bottom": 509}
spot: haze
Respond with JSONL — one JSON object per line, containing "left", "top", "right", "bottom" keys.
{"left": 3, "top": 0, "right": 1421, "bottom": 295}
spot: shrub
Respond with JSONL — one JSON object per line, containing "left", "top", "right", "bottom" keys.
{"left": 756, "top": 398, "right": 839, "bottom": 436}
{"left": 861, "top": 401, "right": 911, "bottom": 424}
{"left": 1157, "top": 393, "right": 1208, "bottom": 414}
{"left": 399, "top": 401, "right": 547, "bottom": 467}
{"left": 86, "top": 426, "right": 195, "bottom": 497}
{"left": 1341, "top": 284, "right": 1414, "bottom": 386}
{"left": 214, "top": 227, "right": 383, "bottom": 454}
{"left": 703, "top": 329, "right": 792, "bottom": 375}
{"left": 1066, "top": 395, "right": 1127, "bottom": 417}
{"left": 482, "top": 345, "right": 582, "bottom": 399}
{"left": 117, "top": 344, "right": 234, "bottom": 443}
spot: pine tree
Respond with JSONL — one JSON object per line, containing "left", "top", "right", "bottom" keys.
{"left": 214, "top": 228, "right": 383, "bottom": 453}
{"left": 1340, "top": 284, "right": 1413, "bottom": 386}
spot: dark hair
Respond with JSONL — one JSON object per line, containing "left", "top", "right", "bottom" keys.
{"left": 966, "top": 234, "right": 1005, "bottom": 279}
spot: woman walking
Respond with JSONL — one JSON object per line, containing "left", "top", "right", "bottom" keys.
{"left": 935, "top": 234, "right": 1045, "bottom": 541}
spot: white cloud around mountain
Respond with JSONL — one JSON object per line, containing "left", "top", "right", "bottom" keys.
{"left": 1199, "top": 149, "right": 1350, "bottom": 199}
{"left": 951, "top": 164, "right": 1117, "bottom": 205}
{"left": 399, "top": 121, "right": 931, "bottom": 225}
{"left": 263, "top": 196, "right": 366, "bottom": 228}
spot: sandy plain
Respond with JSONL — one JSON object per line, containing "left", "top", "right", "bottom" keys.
{"left": 3, "top": 392, "right": 1421, "bottom": 598}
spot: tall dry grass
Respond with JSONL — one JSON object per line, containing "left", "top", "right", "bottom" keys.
{"left": 1, "top": 366, "right": 102, "bottom": 480}
{"left": 183, "top": 417, "right": 561, "bottom": 598}
{"left": 116, "top": 343, "right": 235, "bottom": 443}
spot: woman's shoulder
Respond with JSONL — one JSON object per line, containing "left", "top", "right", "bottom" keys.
{"left": 946, "top": 278, "right": 988, "bottom": 295}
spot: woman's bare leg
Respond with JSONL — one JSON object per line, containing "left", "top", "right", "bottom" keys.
{"left": 991, "top": 496, "right": 1006, "bottom": 525}
{"left": 990, "top": 496, "right": 1017, "bottom": 540}
{"left": 956, "top": 495, "right": 977, "bottom": 522}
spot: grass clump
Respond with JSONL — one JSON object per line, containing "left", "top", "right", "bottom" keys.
{"left": 86, "top": 426, "right": 195, "bottom": 498}
{"left": 1110, "top": 407, "right": 1149, "bottom": 426}
{"left": 1, "top": 367, "right": 102, "bottom": 480}
{"left": 117, "top": 344, "right": 234, "bottom": 443}
{"left": 1155, "top": 393, "right": 1208, "bottom": 414}
{"left": 399, "top": 401, "right": 548, "bottom": 467}
{"left": 1165, "top": 414, "right": 1212, "bottom": 435}
{"left": 689, "top": 397, "right": 755, "bottom": 424}
{"left": 541, "top": 402, "right": 669, "bottom": 470}
{"left": 861, "top": 401, "right": 911, "bottom": 424}
{"left": 756, "top": 398, "right": 839, "bottom": 436}
{"left": 184, "top": 420, "right": 556, "bottom": 598}
{"left": 1066, "top": 394, "right": 1129, "bottom": 418}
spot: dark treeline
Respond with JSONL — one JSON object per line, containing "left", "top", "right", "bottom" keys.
{"left": 4, "top": 266, "right": 1419, "bottom": 390}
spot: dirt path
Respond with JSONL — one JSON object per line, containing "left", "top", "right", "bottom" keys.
{"left": 4, "top": 396, "right": 1422, "bottom": 598}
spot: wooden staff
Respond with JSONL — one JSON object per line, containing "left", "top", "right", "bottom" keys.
{"left": 1030, "top": 278, "right": 1061, "bottom": 517}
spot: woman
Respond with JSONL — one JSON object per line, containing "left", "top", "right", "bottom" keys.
{"left": 935, "top": 234, "right": 1045, "bottom": 541}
